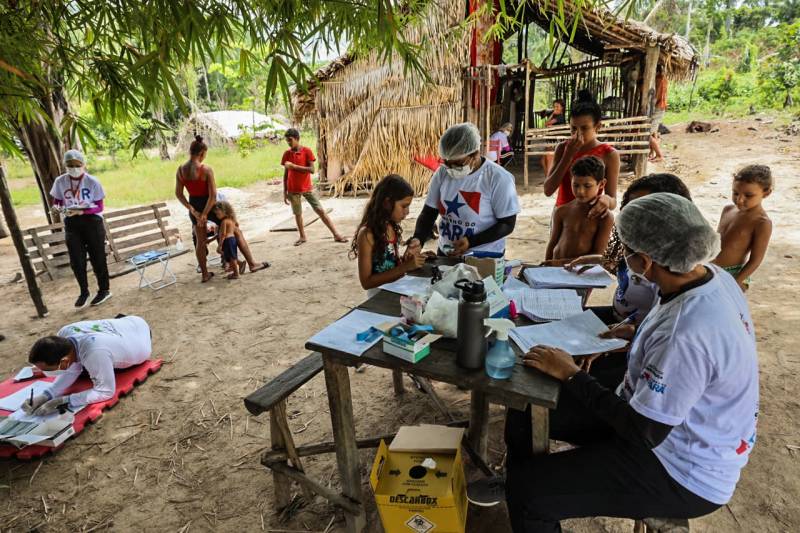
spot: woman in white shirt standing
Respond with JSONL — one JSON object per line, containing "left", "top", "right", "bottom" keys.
{"left": 409, "top": 122, "right": 520, "bottom": 257}
{"left": 50, "top": 149, "right": 111, "bottom": 308}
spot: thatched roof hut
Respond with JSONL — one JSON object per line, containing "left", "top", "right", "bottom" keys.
{"left": 294, "top": 0, "right": 698, "bottom": 196}
{"left": 177, "top": 111, "right": 289, "bottom": 151}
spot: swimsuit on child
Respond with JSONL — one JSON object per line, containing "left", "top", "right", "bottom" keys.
{"left": 372, "top": 236, "right": 400, "bottom": 274}
{"left": 221, "top": 236, "right": 238, "bottom": 262}
{"left": 722, "top": 264, "right": 751, "bottom": 287}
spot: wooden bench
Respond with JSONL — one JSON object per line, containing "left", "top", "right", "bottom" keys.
{"left": 23, "top": 202, "right": 189, "bottom": 280}
{"left": 525, "top": 115, "right": 652, "bottom": 156}
{"left": 244, "top": 352, "right": 476, "bottom": 515}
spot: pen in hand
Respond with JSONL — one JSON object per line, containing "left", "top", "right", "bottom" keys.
{"left": 607, "top": 311, "right": 638, "bottom": 333}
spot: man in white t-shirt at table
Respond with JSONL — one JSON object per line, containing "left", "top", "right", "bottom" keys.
{"left": 50, "top": 149, "right": 112, "bottom": 308}
{"left": 409, "top": 122, "right": 520, "bottom": 257}
{"left": 22, "top": 315, "right": 152, "bottom": 416}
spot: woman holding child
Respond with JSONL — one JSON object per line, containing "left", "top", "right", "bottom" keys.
{"left": 175, "top": 136, "right": 269, "bottom": 282}
{"left": 497, "top": 192, "right": 759, "bottom": 532}
{"left": 410, "top": 122, "right": 520, "bottom": 257}
{"left": 544, "top": 91, "right": 620, "bottom": 219}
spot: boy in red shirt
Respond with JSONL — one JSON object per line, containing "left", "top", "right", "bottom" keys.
{"left": 282, "top": 128, "right": 347, "bottom": 246}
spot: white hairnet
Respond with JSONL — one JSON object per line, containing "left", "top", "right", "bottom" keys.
{"left": 63, "top": 149, "right": 85, "bottom": 164}
{"left": 617, "top": 192, "right": 720, "bottom": 274}
{"left": 439, "top": 122, "right": 481, "bottom": 160}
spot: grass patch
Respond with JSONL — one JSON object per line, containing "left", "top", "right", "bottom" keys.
{"left": 5, "top": 141, "right": 304, "bottom": 207}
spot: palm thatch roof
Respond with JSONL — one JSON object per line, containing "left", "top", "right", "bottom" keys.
{"left": 295, "top": 0, "right": 469, "bottom": 196}
{"left": 520, "top": 1, "right": 698, "bottom": 80}
{"left": 293, "top": 0, "right": 699, "bottom": 196}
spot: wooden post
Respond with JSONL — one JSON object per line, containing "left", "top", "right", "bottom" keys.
{"left": 0, "top": 162, "right": 48, "bottom": 318}
{"left": 523, "top": 60, "right": 531, "bottom": 188}
{"left": 269, "top": 402, "right": 294, "bottom": 511}
{"left": 530, "top": 405, "right": 550, "bottom": 455}
{"left": 634, "top": 44, "right": 660, "bottom": 177}
{"left": 468, "top": 391, "right": 490, "bottom": 460}
{"left": 392, "top": 369, "right": 405, "bottom": 395}
{"left": 322, "top": 356, "right": 366, "bottom": 533}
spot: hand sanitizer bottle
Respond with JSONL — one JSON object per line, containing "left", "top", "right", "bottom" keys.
{"left": 483, "top": 318, "right": 517, "bottom": 380}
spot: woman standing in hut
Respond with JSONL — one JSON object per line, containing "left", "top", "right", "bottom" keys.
{"left": 175, "top": 136, "right": 268, "bottom": 282}
{"left": 544, "top": 91, "right": 620, "bottom": 219}
{"left": 409, "top": 122, "right": 519, "bottom": 257}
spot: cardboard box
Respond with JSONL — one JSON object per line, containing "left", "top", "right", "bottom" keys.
{"left": 378, "top": 322, "right": 442, "bottom": 364}
{"left": 466, "top": 256, "right": 505, "bottom": 286}
{"left": 370, "top": 425, "right": 467, "bottom": 533}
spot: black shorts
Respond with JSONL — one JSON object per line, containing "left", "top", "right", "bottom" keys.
{"left": 188, "top": 196, "right": 221, "bottom": 226}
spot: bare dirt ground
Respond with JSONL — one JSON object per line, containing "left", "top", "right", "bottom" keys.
{"left": 1, "top": 117, "right": 798, "bottom": 532}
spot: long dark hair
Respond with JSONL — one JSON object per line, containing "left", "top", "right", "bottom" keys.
{"left": 186, "top": 135, "right": 208, "bottom": 180}
{"left": 349, "top": 174, "right": 414, "bottom": 262}
{"left": 570, "top": 90, "right": 602, "bottom": 124}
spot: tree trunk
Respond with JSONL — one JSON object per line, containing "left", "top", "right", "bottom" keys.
{"left": 724, "top": 0, "right": 734, "bottom": 35}
{"left": 785, "top": 92, "right": 794, "bottom": 108}
{"left": 15, "top": 87, "right": 70, "bottom": 224}
{"left": 0, "top": 212, "right": 8, "bottom": 239}
{"left": 0, "top": 163, "right": 49, "bottom": 318}
{"left": 643, "top": 0, "right": 666, "bottom": 26}
{"left": 685, "top": 0, "right": 693, "bottom": 40}
{"left": 704, "top": 24, "right": 712, "bottom": 67}
{"left": 156, "top": 109, "right": 171, "bottom": 160}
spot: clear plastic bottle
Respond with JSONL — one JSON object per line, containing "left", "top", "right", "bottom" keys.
{"left": 484, "top": 319, "right": 516, "bottom": 380}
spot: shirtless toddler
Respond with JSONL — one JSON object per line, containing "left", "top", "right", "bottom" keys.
{"left": 712, "top": 164, "right": 773, "bottom": 291}
{"left": 546, "top": 156, "right": 614, "bottom": 265}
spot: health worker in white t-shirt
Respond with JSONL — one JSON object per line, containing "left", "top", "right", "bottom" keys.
{"left": 498, "top": 193, "right": 758, "bottom": 531}
{"left": 409, "top": 122, "right": 520, "bottom": 257}
{"left": 50, "top": 149, "right": 112, "bottom": 308}
{"left": 22, "top": 316, "right": 153, "bottom": 416}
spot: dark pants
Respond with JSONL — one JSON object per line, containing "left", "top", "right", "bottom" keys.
{"left": 65, "top": 215, "right": 110, "bottom": 293}
{"left": 504, "top": 365, "right": 719, "bottom": 532}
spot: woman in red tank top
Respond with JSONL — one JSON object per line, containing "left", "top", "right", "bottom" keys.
{"left": 543, "top": 93, "right": 620, "bottom": 218}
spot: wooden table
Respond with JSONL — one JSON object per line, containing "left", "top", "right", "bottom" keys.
{"left": 305, "top": 259, "right": 561, "bottom": 532}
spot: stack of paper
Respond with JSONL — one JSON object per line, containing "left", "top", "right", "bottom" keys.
{"left": 509, "top": 310, "right": 628, "bottom": 356}
{"left": 307, "top": 309, "right": 399, "bottom": 356}
{"left": 518, "top": 288, "right": 584, "bottom": 322}
{"left": 0, "top": 382, "right": 51, "bottom": 411}
{"left": 378, "top": 276, "right": 432, "bottom": 297}
{"left": 523, "top": 266, "right": 613, "bottom": 289}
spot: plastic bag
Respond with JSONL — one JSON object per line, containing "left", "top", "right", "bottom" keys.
{"left": 431, "top": 263, "right": 481, "bottom": 299}
{"left": 421, "top": 291, "right": 459, "bottom": 338}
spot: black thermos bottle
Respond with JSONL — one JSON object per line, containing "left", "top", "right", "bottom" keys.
{"left": 455, "top": 279, "right": 490, "bottom": 370}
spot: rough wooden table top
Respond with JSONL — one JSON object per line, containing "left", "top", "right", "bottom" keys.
{"left": 306, "top": 258, "right": 561, "bottom": 410}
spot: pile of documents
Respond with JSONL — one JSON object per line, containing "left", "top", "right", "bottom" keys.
{"left": 509, "top": 310, "right": 628, "bottom": 355}
{"left": 523, "top": 266, "right": 613, "bottom": 289}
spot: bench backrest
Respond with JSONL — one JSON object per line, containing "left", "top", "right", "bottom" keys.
{"left": 526, "top": 115, "right": 652, "bottom": 156}
{"left": 24, "top": 202, "right": 180, "bottom": 280}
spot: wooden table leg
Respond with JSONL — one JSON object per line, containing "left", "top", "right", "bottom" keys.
{"left": 530, "top": 405, "right": 550, "bottom": 455}
{"left": 322, "top": 355, "right": 366, "bottom": 533}
{"left": 468, "top": 390, "right": 489, "bottom": 460}
{"left": 392, "top": 369, "right": 405, "bottom": 395}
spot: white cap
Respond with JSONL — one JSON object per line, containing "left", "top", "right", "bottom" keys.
{"left": 63, "top": 149, "right": 85, "bottom": 165}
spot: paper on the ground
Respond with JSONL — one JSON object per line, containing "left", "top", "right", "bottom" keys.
{"left": 523, "top": 266, "right": 613, "bottom": 289}
{"left": 9, "top": 404, "right": 85, "bottom": 424}
{"left": 379, "top": 275, "right": 432, "bottom": 297}
{"left": 520, "top": 289, "right": 584, "bottom": 322}
{"left": 509, "top": 310, "right": 628, "bottom": 355}
{"left": 308, "top": 309, "right": 399, "bottom": 356}
{"left": 0, "top": 381, "right": 51, "bottom": 411}
{"left": 13, "top": 366, "right": 37, "bottom": 382}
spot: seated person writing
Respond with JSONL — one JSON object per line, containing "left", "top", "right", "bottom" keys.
{"left": 545, "top": 156, "right": 613, "bottom": 266}
{"left": 23, "top": 316, "right": 152, "bottom": 415}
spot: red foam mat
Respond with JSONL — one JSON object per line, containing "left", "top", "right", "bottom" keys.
{"left": 0, "top": 359, "right": 162, "bottom": 460}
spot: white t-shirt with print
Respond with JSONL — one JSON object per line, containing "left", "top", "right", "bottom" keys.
{"left": 424, "top": 159, "right": 519, "bottom": 254}
{"left": 50, "top": 173, "right": 105, "bottom": 210}
{"left": 620, "top": 264, "right": 759, "bottom": 504}
{"left": 48, "top": 316, "right": 152, "bottom": 408}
